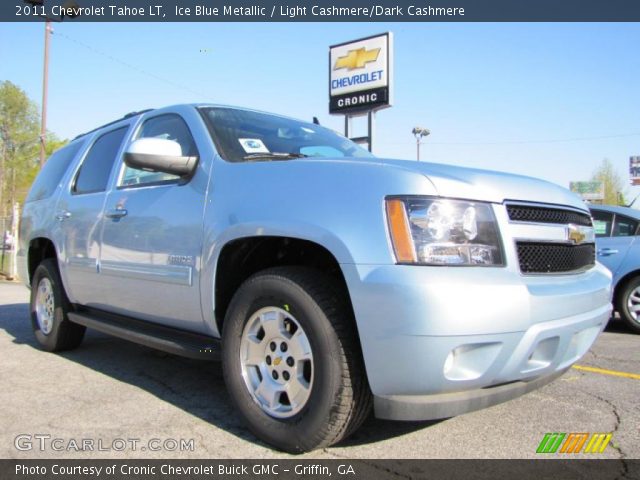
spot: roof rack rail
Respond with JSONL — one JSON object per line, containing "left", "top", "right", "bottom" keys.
{"left": 73, "top": 109, "right": 154, "bottom": 140}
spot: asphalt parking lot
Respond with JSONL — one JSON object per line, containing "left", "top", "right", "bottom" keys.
{"left": 1, "top": 280, "right": 638, "bottom": 460}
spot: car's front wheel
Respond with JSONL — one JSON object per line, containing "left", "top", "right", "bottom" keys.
{"left": 617, "top": 276, "right": 640, "bottom": 334}
{"left": 221, "top": 267, "right": 371, "bottom": 453}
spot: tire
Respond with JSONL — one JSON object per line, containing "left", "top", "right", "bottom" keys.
{"left": 616, "top": 276, "right": 640, "bottom": 334}
{"left": 221, "top": 266, "right": 371, "bottom": 453}
{"left": 30, "top": 258, "right": 86, "bottom": 351}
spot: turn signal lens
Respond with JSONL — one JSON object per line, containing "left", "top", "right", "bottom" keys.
{"left": 385, "top": 199, "right": 417, "bottom": 263}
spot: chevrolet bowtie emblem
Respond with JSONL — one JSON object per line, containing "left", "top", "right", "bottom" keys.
{"left": 334, "top": 47, "right": 381, "bottom": 71}
{"left": 567, "top": 224, "right": 586, "bottom": 244}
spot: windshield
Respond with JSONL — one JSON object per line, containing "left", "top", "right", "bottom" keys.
{"left": 199, "top": 107, "right": 374, "bottom": 162}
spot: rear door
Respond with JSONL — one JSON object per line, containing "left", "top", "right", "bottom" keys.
{"left": 55, "top": 125, "right": 130, "bottom": 307}
{"left": 98, "top": 109, "right": 209, "bottom": 332}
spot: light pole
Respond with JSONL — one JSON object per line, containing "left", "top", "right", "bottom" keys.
{"left": 412, "top": 127, "right": 430, "bottom": 161}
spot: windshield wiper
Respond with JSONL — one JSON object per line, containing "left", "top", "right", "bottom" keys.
{"left": 243, "top": 152, "right": 309, "bottom": 161}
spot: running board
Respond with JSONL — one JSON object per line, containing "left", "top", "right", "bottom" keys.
{"left": 68, "top": 309, "right": 221, "bottom": 361}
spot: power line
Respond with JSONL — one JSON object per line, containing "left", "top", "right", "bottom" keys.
{"left": 0, "top": 132, "right": 58, "bottom": 150}
{"left": 379, "top": 132, "right": 640, "bottom": 146}
{"left": 41, "top": 30, "right": 640, "bottom": 149}
{"left": 53, "top": 30, "right": 212, "bottom": 100}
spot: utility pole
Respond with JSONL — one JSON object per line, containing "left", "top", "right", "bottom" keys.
{"left": 412, "top": 127, "right": 430, "bottom": 161}
{"left": 40, "top": 19, "right": 52, "bottom": 167}
{"left": 26, "top": 0, "right": 80, "bottom": 166}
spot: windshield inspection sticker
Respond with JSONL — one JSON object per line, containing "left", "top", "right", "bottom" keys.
{"left": 239, "top": 138, "right": 269, "bottom": 154}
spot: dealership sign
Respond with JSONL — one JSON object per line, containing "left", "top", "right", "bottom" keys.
{"left": 630, "top": 156, "right": 640, "bottom": 186}
{"left": 569, "top": 181, "right": 604, "bottom": 201}
{"left": 329, "top": 33, "right": 393, "bottom": 114}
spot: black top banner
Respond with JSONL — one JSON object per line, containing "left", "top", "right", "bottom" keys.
{"left": 5, "top": 0, "right": 640, "bottom": 22}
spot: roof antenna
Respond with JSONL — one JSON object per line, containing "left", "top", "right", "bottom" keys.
{"left": 625, "top": 193, "right": 640, "bottom": 208}
{"left": 313, "top": 117, "right": 320, "bottom": 125}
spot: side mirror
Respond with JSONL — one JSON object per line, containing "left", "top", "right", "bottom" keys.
{"left": 123, "top": 138, "right": 198, "bottom": 177}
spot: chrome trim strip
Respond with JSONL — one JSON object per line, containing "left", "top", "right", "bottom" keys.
{"left": 508, "top": 223, "right": 571, "bottom": 242}
{"left": 67, "top": 257, "right": 97, "bottom": 271}
{"left": 100, "top": 261, "right": 193, "bottom": 286}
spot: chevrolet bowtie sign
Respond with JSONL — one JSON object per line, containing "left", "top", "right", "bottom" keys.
{"left": 334, "top": 47, "right": 381, "bottom": 70}
{"left": 329, "top": 33, "right": 393, "bottom": 114}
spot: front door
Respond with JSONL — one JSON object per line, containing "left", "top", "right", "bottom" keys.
{"left": 98, "top": 112, "right": 207, "bottom": 331}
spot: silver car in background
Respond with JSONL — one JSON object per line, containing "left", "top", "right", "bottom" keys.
{"left": 591, "top": 204, "right": 640, "bottom": 333}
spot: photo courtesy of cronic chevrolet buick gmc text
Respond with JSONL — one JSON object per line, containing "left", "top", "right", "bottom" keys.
{"left": 18, "top": 105, "right": 612, "bottom": 453}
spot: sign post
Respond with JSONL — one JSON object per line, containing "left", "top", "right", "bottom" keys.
{"left": 329, "top": 32, "right": 393, "bottom": 152}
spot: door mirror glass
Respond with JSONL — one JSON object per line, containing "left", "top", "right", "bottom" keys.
{"left": 123, "top": 138, "right": 198, "bottom": 177}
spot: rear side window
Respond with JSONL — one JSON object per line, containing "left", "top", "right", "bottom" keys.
{"left": 74, "top": 127, "right": 128, "bottom": 194}
{"left": 25, "top": 141, "right": 83, "bottom": 202}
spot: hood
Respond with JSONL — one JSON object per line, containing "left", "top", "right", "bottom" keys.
{"left": 379, "top": 158, "right": 588, "bottom": 211}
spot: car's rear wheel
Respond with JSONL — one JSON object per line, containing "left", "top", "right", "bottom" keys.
{"left": 616, "top": 276, "right": 640, "bottom": 334}
{"left": 221, "top": 267, "right": 371, "bottom": 453}
{"left": 30, "top": 258, "right": 86, "bottom": 351}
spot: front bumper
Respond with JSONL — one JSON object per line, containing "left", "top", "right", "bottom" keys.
{"left": 375, "top": 368, "right": 568, "bottom": 421}
{"left": 342, "top": 262, "right": 612, "bottom": 420}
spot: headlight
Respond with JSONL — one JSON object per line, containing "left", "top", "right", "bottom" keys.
{"left": 385, "top": 197, "right": 504, "bottom": 266}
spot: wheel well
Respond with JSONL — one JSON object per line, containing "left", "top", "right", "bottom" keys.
{"left": 28, "top": 238, "right": 57, "bottom": 284}
{"left": 214, "top": 237, "right": 351, "bottom": 332}
{"left": 613, "top": 271, "right": 640, "bottom": 310}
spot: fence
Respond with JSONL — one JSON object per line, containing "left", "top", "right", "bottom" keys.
{"left": 0, "top": 203, "right": 20, "bottom": 280}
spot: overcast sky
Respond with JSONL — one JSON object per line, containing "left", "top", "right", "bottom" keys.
{"left": 2, "top": 22, "right": 639, "bottom": 195}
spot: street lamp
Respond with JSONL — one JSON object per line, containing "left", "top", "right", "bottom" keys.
{"left": 412, "top": 127, "right": 430, "bottom": 161}
{"left": 24, "top": 0, "right": 80, "bottom": 167}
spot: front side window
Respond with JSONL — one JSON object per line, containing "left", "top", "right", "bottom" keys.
{"left": 120, "top": 114, "right": 198, "bottom": 187}
{"left": 199, "top": 107, "right": 373, "bottom": 162}
{"left": 613, "top": 215, "right": 639, "bottom": 237}
{"left": 74, "top": 127, "right": 128, "bottom": 194}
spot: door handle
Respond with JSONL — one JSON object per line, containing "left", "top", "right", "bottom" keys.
{"left": 56, "top": 211, "right": 71, "bottom": 221}
{"left": 598, "top": 248, "right": 619, "bottom": 256}
{"left": 105, "top": 208, "right": 128, "bottom": 219}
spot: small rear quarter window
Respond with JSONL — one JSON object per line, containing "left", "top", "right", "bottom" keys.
{"left": 25, "top": 141, "right": 84, "bottom": 203}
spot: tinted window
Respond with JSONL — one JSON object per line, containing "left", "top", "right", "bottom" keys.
{"left": 74, "top": 127, "right": 127, "bottom": 194}
{"left": 613, "top": 215, "right": 638, "bottom": 237}
{"left": 591, "top": 210, "right": 613, "bottom": 237}
{"left": 300, "top": 145, "right": 345, "bottom": 158}
{"left": 120, "top": 114, "right": 196, "bottom": 187}
{"left": 200, "top": 107, "right": 373, "bottom": 162}
{"left": 26, "top": 141, "right": 83, "bottom": 202}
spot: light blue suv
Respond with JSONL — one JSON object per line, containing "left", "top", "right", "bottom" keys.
{"left": 18, "top": 104, "right": 612, "bottom": 452}
{"left": 590, "top": 204, "right": 640, "bottom": 333}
